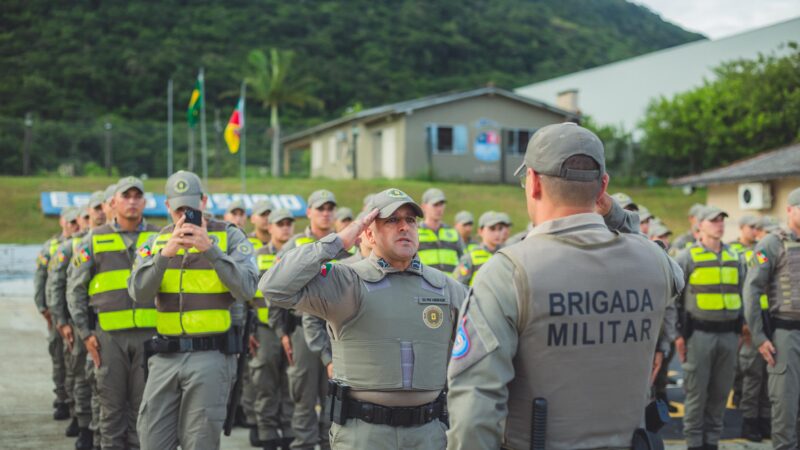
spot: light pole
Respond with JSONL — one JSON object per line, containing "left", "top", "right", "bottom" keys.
{"left": 22, "top": 112, "right": 33, "bottom": 175}
{"left": 104, "top": 122, "right": 112, "bottom": 176}
{"left": 351, "top": 125, "right": 359, "bottom": 179}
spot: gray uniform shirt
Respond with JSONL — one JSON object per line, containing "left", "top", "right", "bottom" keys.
{"left": 47, "top": 231, "right": 85, "bottom": 327}
{"left": 128, "top": 221, "right": 258, "bottom": 328}
{"left": 34, "top": 235, "right": 61, "bottom": 313}
{"left": 446, "top": 210, "right": 684, "bottom": 450}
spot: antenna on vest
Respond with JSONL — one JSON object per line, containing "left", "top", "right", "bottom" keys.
{"left": 531, "top": 397, "right": 547, "bottom": 450}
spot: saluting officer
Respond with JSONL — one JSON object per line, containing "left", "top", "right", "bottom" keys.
{"left": 66, "top": 177, "right": 161, "bottom": 450}
{"left": 128, "top": 170, "right": 258, "bottom": 450}
{"left": 673, "top": 206, "right": 745, "bottom": 450}
{"left": 251, "top": 208, "right": 296, "bottom": 450}
{"left": 261, "top": 188, "right": 468, "bottom": 449}
{"left": 743, "top": 187, "right": 800, "bottom": 450}
{"left": 453, "top": 211, "right": 510, "bottom": 286}
{"left": 36, "top": 206, "right": 81, "bottom": 421}
{"left": 446, "top": 123, "right": 682, "bottom": 450}
{"left": 417, "top": 188, "right": 463, "bottom": 275}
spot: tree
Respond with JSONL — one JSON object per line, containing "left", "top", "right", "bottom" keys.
{"left": 639, "top": 42, "right": 800, "bottom": 178}
{"left": 244, "top": 48, "right": 323, "bottom": 177}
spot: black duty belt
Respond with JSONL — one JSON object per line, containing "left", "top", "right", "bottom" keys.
{"left": 144, "top": 335, "right": 226, "bottom": 354}
{"left": 327, "top": 380, "right": 446, "bottom": 427}
{"left": 773, "top": 318, "right": 800, "bottom": 331}
{"left": 692, "top": 318, "right": 740, "bottom": 333}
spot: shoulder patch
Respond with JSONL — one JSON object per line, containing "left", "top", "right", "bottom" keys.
{"left": 755, "top": 250, "right": 768, "bottom": 265}
{"left": 320, "top": 262, "right": 333, "bottom": 277}
{"left": 447, "top": 297, "right": 500, "bottom": 379}
{"left": 138, "top": 245, "right": 152, "bottom": 259}
{"left": 73, "top": 246, "right": 91, "bottom": 267}
{"left": 237, "top": 242, "right": 253, "bottom": 255}
{"left": 451, "top": 317, "right": 470, "bottom": 359}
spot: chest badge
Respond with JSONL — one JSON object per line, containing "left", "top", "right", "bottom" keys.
{"left": 423, "top": 305, "right": 444, "bottom": 329}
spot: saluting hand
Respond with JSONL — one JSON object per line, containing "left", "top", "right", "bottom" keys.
{"left": 595, "top": 193, "right": 614, "bottom": 216}
{"left": 338, "top": 208, "right": 379, "bottom": 250}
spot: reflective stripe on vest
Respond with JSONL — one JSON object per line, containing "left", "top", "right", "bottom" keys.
{"left": 689, "top": 246, "right": 741, "bottom": 311}
{"left": 89, "top": 229, "right": 158, "bottom": 331}
{"left": 468, "top": 248, "right": 492, "bottom": 286}
{"left": 248, "top": 237, "right": 264, "bottom": 251}
{"left": 760, "top": 294, "right": 769, "bottom": 310}
{"left": 729, "top": 242, "right": 755, "bottom": 263}
{"left": 417, "top": 227, "right": 460, "bottom": 272}
{"left": 151, "top": 225, "right": 234, "bottom": 336}
{"left": 253, "top": 253, "right": 277, "bottom": 324}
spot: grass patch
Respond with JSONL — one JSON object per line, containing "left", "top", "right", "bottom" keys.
{"left": 1, "top": 176, "right": 705, "bottom": 244}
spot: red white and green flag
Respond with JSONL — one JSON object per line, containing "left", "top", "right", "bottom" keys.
{"left": 224, "top": 98, "right": 243, "bottom": 154}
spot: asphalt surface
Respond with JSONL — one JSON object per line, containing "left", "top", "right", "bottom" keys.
{"left": 0, "top": 244, "right": 773, "bottom": 449}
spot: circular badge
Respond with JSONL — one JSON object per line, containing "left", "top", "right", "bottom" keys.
{"left": 388, "top": 189, "right": 405, "bottom": 198}
{"left": 237, "top": 243, "right": 252, "bottom": 255}
{"left": 174, "top": 179, "right": 189, "bottom": 193}
{"left": 422, "top": 305, "right": 444, "bottom": 329}
{"left": 451, "top": 319, "right": 470, "bottom": 359}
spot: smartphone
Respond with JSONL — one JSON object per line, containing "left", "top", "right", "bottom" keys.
{"left": 184, "top": 208, "right": 202, "bottom": 227}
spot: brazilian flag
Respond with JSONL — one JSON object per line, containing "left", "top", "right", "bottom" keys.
{"left": 187, "top": 76, "right": 202, "bottom": 128}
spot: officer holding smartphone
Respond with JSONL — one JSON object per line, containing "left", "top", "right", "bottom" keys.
{"left": 128, "top": 170, "right": 258, "bottom": 450}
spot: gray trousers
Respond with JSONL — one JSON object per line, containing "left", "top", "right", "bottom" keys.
{"left": 241, "top": 355, "right": 257, "bottom": 424}
{"left": 739, "top": 340, "right": 770, "bottom": 420}
{"left": 66, "top": 333, "right": 92, "bottom": 427}
{"left": 95, "top": 328, "right": 154, "bottom": 450}
{"left": 288, "top": 325, "right": 330, "bottom": 450}
{"left": 768, "top": 328, "right": 800, "bottom": 450}
{"left": 329, "top": 418, "right": 447, "bottom": 450}
{"left": 138, "top": 351, "right": 236, "bottom": 450}
{"left": 87, "top": 356, "right": 102, "bottom": 447}
{"left": 48, "top": 325, "right": 67, "bottom": 402}
{"left": 682, "top": 330, "right": 738, "bottom": 447}
{"left": 251, "top": 325, "right": 294, "bottom": 441}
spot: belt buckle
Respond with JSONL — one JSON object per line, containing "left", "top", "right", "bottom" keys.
{"left": 360, "top": 403, "right": 374, "bottom": 423}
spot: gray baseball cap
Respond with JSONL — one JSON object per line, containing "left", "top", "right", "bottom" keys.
{"left": 454, "top": 210, "right": 474, "bottom": 225}
{"left": 61, "top": 206, "right": 80, "bottom": 222}
{"left": 165, "top": 170, "right": 204, "bottom": 210}
{"left": 698, "top": 206, "right": 728, "bottom": 222}
{"left": 226, "top": 199, "right": 245, "bottom": 214}
{"left": 363, "top": 194, "right": 375, "bottom": 208}
{"left": 688, "top": 203, "right": 705, "bottom": 218}
{"left": 479, "top": 211, "right": 511, "bottom": 228}
{"left": 103, "top": 184, "right": 117, "bottom": 203}
{"left": 335, "top": 207, "right": 354, "bottom": 222}
{"left": 738, "top": 215, "right": 759, "bottom": 227}
{"left": 307, "top": 190, "right": 337, "bottom": 209}
{"left": 496, "top": 212, "right": 513, "bottom": 227}
{"left": 78, "top": 205, "right": 90, "bottom": 218}
{"left": 422, "top": 188, "right": 446, "bottom": 205}
{"left": 756, "top": 215, "right": 780, "bottom": 231}
{"left": 648, "top": 220, "right": 672, "bottom": 238}
{"left": 252, "top": 200, "right": 273, "bottom": 216}
{"left": 367, "top": 188, "right": 423, "bottom": 219}
{"left": 612, "top": 193, "right": 638, "bottom": 211}
{"left": 116, "top": 176, "right": 145, "bottom": 195}
{"left": 514, "top": 122, "right": 605, "bottom": 182}
{"left": 637, "top": 206, "right": 653, "bottom": 222}
{"left": 268, "top": 208, "right": 294, "bottom": 224}
{"left": 789, "top": 187, "right": 800, "bottom": 207}
{"left": 88, "top": 191, "right": 105, "bottom": 209}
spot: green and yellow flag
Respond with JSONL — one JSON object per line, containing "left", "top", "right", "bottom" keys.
{"left": 187, "top": 75, "right": 202, "bottom": 128}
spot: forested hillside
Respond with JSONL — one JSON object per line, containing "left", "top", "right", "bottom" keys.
{"left": 0, "top": 0, "right": 703, "bottom": 176}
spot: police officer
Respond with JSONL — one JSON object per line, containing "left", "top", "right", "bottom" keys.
{"left": 261, "top": 188, "right": 467, "bottom": 449}
{"left": 224, "top": 199, "right": 248, "bottom": 229}
{"left": 743, "top": 187, "right": 800, "bottom": 450}
{"left": 648, "top": 220, "right": 672, "bottom": 249}
{"left": 454, "top": 211, "right": 510, "bottom": 286}
{"left": 417, "top": 188, "right": 463, "bottom": 275}
{"left": 48, "top": 191, "right": 105, "bottom": 447}
{"left": 251, "top": 208, "right": 296, "bottom": 450}
{"left": 611, "top": 192, "right": 638, "bottom": 211}
{"left": 755, "top": 216, "right": 781, "bottom": 240}
{"left": 729, "top": 215, "right": 759, "bottom": 262}
{"left": 446, "top": 122, "right": 682, "bottom": 449}
{"left": 249, "top": 200, "right": 274, "bottom": 250}
{"left": 35, "top": 206, "right": 81, "bottom": 421}
{"left": 672, "top": 203, "right": 705, "bottom": 253}
{"left": 269, "top": 189, "right": 351, "bottom": 450}
{"left": 66, "top": 177, "right": 161, "bottom": 450}
{"left": 638, "top": 206, "right": 654, "bottom": 236}
{"left": 128, "top": 170, "right": 258, "bottom": 450}
{"left": 334, "top": 207, "right": 354, "bottom": 233}
{"left": 453, "top": 211, "right": 475, "bottom": 253}
{"left": 673, "top": 206, "right": 745, "bottom": 450}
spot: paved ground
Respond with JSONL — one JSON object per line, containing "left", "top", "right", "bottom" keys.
{"left": 0, "top": 244, "right": 774, "bottom": 449}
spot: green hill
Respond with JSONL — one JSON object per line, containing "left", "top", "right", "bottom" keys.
{"left": 0, "top": 0, "right": 703, "bottom": 176}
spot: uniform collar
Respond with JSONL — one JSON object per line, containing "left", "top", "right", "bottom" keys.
{"left": 528, "top": 213, "right": 606, "bottom": 237}
{"left": 367, "top": 252, "right": 423, "bottom": 276}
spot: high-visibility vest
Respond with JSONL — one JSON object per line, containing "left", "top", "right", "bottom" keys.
{"left": 728, "top": 241, "right": 754, "bottom": 264}
{"left": 467, "top": 247, "right": 493, "bottom": 286}
{"left": 417, "top": 226, "right": 461, "bottom": 274}
{"left": 253, "top": 251, "right": 277, "bottom": 324}
{"left": 88, "top": 225, "right": 159, "bottom": 331}
{"left": 688, "top": 246, "right": 742, "bottom": 311}
{"left": 38, "top": 237, "right": 60, "bottom": 268}
{"left": 151, "top": 220, "right": 235, "bottom": 336}
{"left": 248, "top": 236, "right": 265, "bottom": 251}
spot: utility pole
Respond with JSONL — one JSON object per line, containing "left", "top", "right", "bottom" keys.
{"left": 22, "top": 112, "right": 33, "bottom": 176}
{"left": 213, "top": 108, "right": 222, "bottom": 178}
{"left": 104, "top": 122, "right": 113, "bottom": 176}
{"left": 167, "top": 78, "right": 174, "bottom": 176}
{"left": 199, "top": 68, "right": 208, "bottom": 185}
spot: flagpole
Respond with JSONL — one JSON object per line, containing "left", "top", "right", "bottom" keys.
{"left": 200, "top": 68, "right": 208, "bottom": 185}
{"left": 240, "top": 81, "right": 247, "bottom": 194}
{"left": 167, "top": 78, "right": 174, "bottom": 176}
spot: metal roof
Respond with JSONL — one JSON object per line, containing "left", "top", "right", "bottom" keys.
{"left": 281, "top": 86, "right": 578, "bottom": 144}
{"left": 669, "top": 143, "right": 800, "bottom": 187}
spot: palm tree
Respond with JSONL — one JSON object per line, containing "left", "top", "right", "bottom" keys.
{"left": 244, "top": 48, "right": 323, "bottom": 177}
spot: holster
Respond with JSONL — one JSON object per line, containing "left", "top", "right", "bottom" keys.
{"left": 681, "top": 311, "right": 694, "bottom": 340}
{"left": 631, "top": 428, "right": 664, "bottom": 450}
{"left": 326, "top": 380, "right": 351, "bottom": 425}
{"left": 645, "top": 399, "right": 670, "bottom": 433}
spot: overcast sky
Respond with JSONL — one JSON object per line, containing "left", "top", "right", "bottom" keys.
{"left": 633, "top": 0, "right": 800, "bottom": 39}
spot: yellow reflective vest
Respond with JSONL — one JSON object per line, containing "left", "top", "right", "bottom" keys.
{"left": 417, "top": 225, "right": 461, "bottom": 275}
{"left": 150, "top": 220, "right": 236, "bottom": 336}
{"left": 687, "top": 245, "right": 742, "bottom": 314}
{"left": 253, "top": 246, "right": 277, "bottom": 325}
{"left": 467, "top": 247, "right": 493, "bottom": 286}
{"left": 88, "top": 224, "right": 159, "bottom": 331}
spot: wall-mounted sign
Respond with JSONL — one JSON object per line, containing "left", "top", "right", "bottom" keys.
{"left": 474, "top": 131, "right": 500, "bottom": 162}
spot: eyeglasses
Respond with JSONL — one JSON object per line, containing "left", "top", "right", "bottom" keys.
{"left": 516, "top": 170, "right": 527, "bottom": 189}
